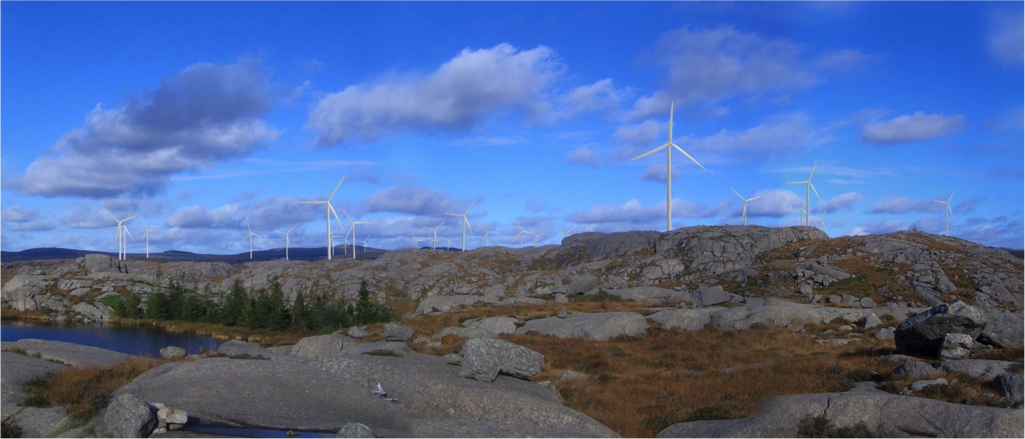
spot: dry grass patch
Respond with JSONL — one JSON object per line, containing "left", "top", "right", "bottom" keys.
{"left": 22, "top": 357, "right": 173, "bottom": 420}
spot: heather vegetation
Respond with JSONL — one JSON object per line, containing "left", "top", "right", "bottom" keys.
{"left": 105, "top": 276, "right": 392, "bottom": 333}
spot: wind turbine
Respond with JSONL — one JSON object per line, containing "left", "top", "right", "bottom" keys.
{"left": 361, "top": 238, "right": 369, "bottom": 253}
{"left": 104, "top": 209, "right": 137, "bottom": 260}
{"left": 480, "top": 225, "right": 493, "bottom": 246}
{"left": 443, "top": 199, "right": 476, "bottom": 251}
{"left": 631, "top": 102, "right": 706, "bottom": 232}
{"left": 935, "top": 191, "right": 955, "bottom": 236}
{"left": 276, "top": 224, "right": 298, "bottom": 261}
{"left": 411, "top": 233, "right": 424, "bottom": 249}
{"left": 443, "top": 235, "right": 454, "bottom": 250}
{"left": 424, "top": 223, "right": 443, "bottom": 250}
{"left": 331, "top": 224, "right": 351, "bottom": 257}
{"left": 730, "top": 188, "right": 762, "bottom": 226}
{"left": 557, "top": 226, "right": 576, "bottom": 237}
{"left": 787, "top": 161, "right": 821, "bottom": 227}
{"left": 242, "top": 222, "right": 260, "bottom": 259}
{"left": 334, "top": 208, "right": 369, "bottom": 260}
{"left": 297, "top": 176, "right": 345, "bottom": 260}
{"left": 530, "top": 231, "right": 542, "bottom": 247}
{"left": 512, "top": 220, "right": 525, "bottom": 248}
{"left": 137, "top": 221, "right": 157, "bottom": 258}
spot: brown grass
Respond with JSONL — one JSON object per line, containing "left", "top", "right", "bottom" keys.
{"left": 24, "top": 357, "right": 171, "bottom": 419}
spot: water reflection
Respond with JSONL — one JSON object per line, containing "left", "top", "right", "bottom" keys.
{"left": 1, "top": 320, "right": 221, "bottom": 357}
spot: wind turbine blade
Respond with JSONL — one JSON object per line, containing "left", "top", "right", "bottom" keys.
{"left": 809, "top": 183, "right": 822, "bottom": 202}
{"left": 124, "top": 228, "right": 133, "bottom": 238}
{"left": 328, "top": 176, "right": 346, "bottom": 201}
{"left": 443, "top": 213, "right": 460, "bottom": 217}
{"left": 748, "top": 196, "right": 762, "bottom": 201}
{"left": 630, "top": 142, "right": 670, "bottom": 161}
{"left": 730, "top": 187, "right": 742, "bottom": 200}
{"left": 297, "top": 201, "right": 324, "bottom": 204}
{"left": 248, "top": 222, "right": 252, "bottom": 233}
{"left": 341, "top": 209, "right": 354, "bottom": 223}
{"left": 670, "top": 143, "right": 706, "bottom": 170}
{"left": 104, "top": 209, "right": 119, "bottom": 222}
{"left": 568, "top": 225, "right": 575, "bottom": 233}
{"left": 786, "top": 181, "right": 806, "bottom": 185}
{"left": 465, "top": 199, "right": 477, "bottom": 214}
{"left": 948, "top": 191, "right": 955, "bottom": 203}
{"left": 809, "top": 161, "right": 817, "bottom": 180}
{"left": 125, "top": 215, "right": 139, "bottom": 221}
{"left": 329, "top": 204, "right": 345, "bottom": 229}
{"left": 516, "top": 219, "right": 522, "bottom": 231}
{"left": 934, "top": 200, "right": 946, "bottom": 204}
{"left": 948, "top": 205, "right": 954, "bottom": 219}
{"left": 288, "top": 224, "right": 298, "bottom": 233}
{"left": 464, "top": 217, "right": 473, "bottom": 234}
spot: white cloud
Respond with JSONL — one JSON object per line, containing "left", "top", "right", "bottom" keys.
{"left": 859, "top": 112, "right": 965, "bottom": 145}
{"left": 814, "top": 192, "right": 864, "bottom": 214}
{"left": 639, "top": 164, "right": 680, "bottom": 183}
{"left": 361, "top": 187, "right": 466, "bottom": 215}
{"left": 566, "top": 197, "right": 726, "bottom": 225}
{"left": 558, "top": 78, "right": 629, "bottom": 116}
{"left": 564, "top": 147, "right": 601, "bottom": 168}
{"left": 685, "top": 113, "right": 826, "bottom": 159}
{"left": 14, "top": 59, "right": 279, "bottom": 198}
{"left": 308, "top": 44, "right": 561, "bottom": 145}
{"left": 744, "top": 189, "right": 804, "bottom": 218}
{"left": 629, "top": 25, "right": 821, "bottom": 118}
{"left": 869, "top": 196, "right": 946, "bottom": 214}
{"left": 165, "top": 196, "right": 322, "bottom": 231}
{"left": 988, "top": 11, "right": 1024, "bottom": 64}
{"left": 1, "top": 206, "right": 56, "bottom": 232}
{"left": 813, "top": 49, "right": 877, "bottom": 73}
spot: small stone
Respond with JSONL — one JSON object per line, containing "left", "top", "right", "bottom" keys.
{"left": 893, "top": 361, "right": 938, "bottom": 380}
{"left": 159, "top": 346, "right": 186, "bottom": 360}
{"left": 828, "top": 295, "right": 842, "bottom": 304}
{"left": 383, "top": 324, "right": 415, "bottom": 342}
{"left": 860, "top": 297, "right": 876, "bottom": 308}
{"left": 910, "top": 378, "right": 948, "bottom": 392}
{"left": 838, "top": 325, "right": 853, "bottom": 332}
{"left": 862, "top": 313, "right": 883, "bottom": 329}
{"left": 799, "top": 284, "right": 813, "bottom": 295}
{"left": 348, "top": 326, "right": 368, "bottom": 339}
{"left": 554, "top": 293, "right": 568, "bottom": 303}
{"left": 939, "top": 333, "right": 974, "bottom": 360}
{"left": 559, "top": 370, "right": 588, "bottom": 380}
{"left": 336, "top": 422, "right": 375, "bottom": 438}
{"left": 444, "top": 353, "right": 462, "bottom": 365}
{"left": 875, "top": 328, "right": 895, "bottom": 340}
{"left": 156, "top": 407, "right": 188, "bottom": 425}
{"left": 557, "top": 307, "right": 567, "bottom": 319}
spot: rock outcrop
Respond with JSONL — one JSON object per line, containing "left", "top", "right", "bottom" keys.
{"left": 516, "top": 312, "right": 649, "bottom": 341}
{"left": 458, "top": 338, "right": 544, "bottom": 382}
{"left": 895, "top": 301, "right": 988, "bottom": 357}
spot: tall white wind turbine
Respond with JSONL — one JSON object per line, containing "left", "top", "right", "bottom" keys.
{"left": 297, "top": 176, "right": 345, "bottom": 260}
{"left": 443, "top": 199, "right": 476, "bottom": 251}
{"left": 730, "top": 188, "right": 762, "bottom": 226}
{"left": 361, "top": 238, "right": 369, "bottom": 253}
{"left": 104, "top": 209, "right": 137, "bottom": 260}
{"left": 412, "top": 233, "right": 424, "bottom": 249}
{"left": 138, "top": 221, "right": 157, "bottom": 258}
{"left": 631, "top": 102, "right": 706, "bottom": 232}
{"left": 242, "top": 222, "right": 260, "bottom": 259}
{"left": 424, "top": 223, "right": 443, "bottom": 250}
{"left": 787, "top": 161, "right": 822, "bottom": 227}
{"left": 276, "top": 224, "right": 298, "bottom": 261}
{"left": 935, "top": 191, "right": 955, "bottom": 236}
{"left": 558, "top": 226, "right": 576, "bottom": 237}
{"left": 334, "top": 208, "right": 368, "bottom": 260}
{"left": 444, "top": 235, "right": 454, "bottom": 249}
{"left": 512, "top": 220, "right": 525, "bottom": 248}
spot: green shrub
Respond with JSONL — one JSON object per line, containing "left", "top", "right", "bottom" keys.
{"left": 797, "top": 415, "right": 874, "bottom": 438}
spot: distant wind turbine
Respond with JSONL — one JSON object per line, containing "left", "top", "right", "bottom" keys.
{"left": 137, "top": 220, "right": 157, "bottom": 258}
{"left": 424, "top": 223, "right": 443, "bottom": 250}
{"left": 361, "top": 238, "right": 369, "bottom": 253}
{"left": 935, "top": 191, "right": 955, "bottom": 236}
{"left": 443, "top": 199, "right": 476, "bottom": 251}
{"left": 787, "top": 161, "right": 821, "bottom": 227}
{"left": 730, "top": 188, "right": 762, "bottom": 226}
{"left": 104, "top": 209, "right": 137, "bottom": 261}
{"left": 242, "top": 222, "right": 260, "bottom": 259}
{"left": 276, "top": 224, "right": 298, "bottom": 261}
{"left": 480, "top": 225, "right": 493, "bottom": 246}
{"left": 334, "top": 208, "right": 368, "bottom": 260}
{"left": 558, "top": 225, "right": 575, "bottom": 237}
{"left": 512, "top": 220, "right": 525, "bottom": 248}
{"left": 297, "top": 176, "right": 345, "bottom": 260}
{"left": 443, "top": 235, "right": 454, "bottom": 249}
{"left": 412, "top": 233, "right": 424, "bottom": 249}
{"left": 630, "top": 102, "right": 706, "bottom": 232}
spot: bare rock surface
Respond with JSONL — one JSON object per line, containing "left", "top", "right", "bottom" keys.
{"left": 939, "top": 359, "right": 1021, "bottom": 381}
{"left": 895, "top": 301, "right": 988, "bottom": 357}
{"left": 341, "top": 341, "right": 411, "bottom": 357}
{"left": 1, "top": 339, "right": 135, "bottom": 367}
{"left": 290, "top": 334, "right": 358, "bottom": 359}
{"left": 217, "top": 340, "right": 275, "bottom": 359}
{"left": 606, "top": 286, "right": 689, "bottom": 304}
{"left": 1, "top": 352, "right": 68, "bottom": 410}
{"left": 516, "top": 312, "right": 649, "bottom": 341}
{"left": 463, "top": 316, "right": 518, "bottom": 335}
{"left": 978, "top": 311, "right": 1025, "bottom": 349}
{"left": 114, "top": 352, "right": 616, "bottom": 437}
{"left": 458, "top": 338, "right": 544, "bottom": 382}
{"left": 656, "top": 384, "right": 1023, "bottom": 437}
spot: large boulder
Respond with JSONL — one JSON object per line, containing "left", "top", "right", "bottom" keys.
{"left": 895, "top": 301, "right": 988, "bottom": 358}
{"left": 515, "top": 312, "right": 649, "bottom": 341}
{"left": 384, "top": 324, "right": 415, "bottom": 341}
{"left": 656, "top": 385, "right": 1022, "bottom": 437}
{"left": 605, "top": 286, "right": 689, "bottom": 304}
{"left": 96, "top": 393, "right": 157, "bottom": 438}
{"left": 71, "top": 302, "right": 115, "bottom": 321}
{"left": 646, "top": 308, "right": 722, "bottom": 332}
{"left": 159, "top": 346, "right": 186, "bottom": 360}
{"left": 291, "top": 334, "right": 359, "bottom": 359}
{"left": 939, "top": 359, "right": 1020, "bottom": 381}
{"left": 217, "top": 340, "right": 274, "bottom": 359}
{"left": 0, "top": 274, "right": 48, "bottom": 311}
{"left": 992, "top": 374, "right": 1023, "bottom": 404}
{"left": 459, "top": 338, "right": 544, "bottom": 382}
{"left": 892, "top": 361, "right": 938, "bottom": 380}
{"left": 83, "top": 254, "right": 120, "bottom": 274}
{"left": 415, "top": 295, "right": 485, "bottom": 316}
{"left": 977, "top": 311, "right": 1024, "bottom": 349}
{"left": 938, "top": 333, "right": 974, "bottom": 359}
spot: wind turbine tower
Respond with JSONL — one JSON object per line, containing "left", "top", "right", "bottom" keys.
{"left": 297, "top": 176, "right": 345, "bottom": 260}
{"left": 730, "top": 188, "right": 762, "bottom": 226}
{"left": 276, "top": 225, "right": 298, "bottom": 261}
{"left": 787, "top": 161, "right": 821, "bottom": 227}
{"left": 138, "top": 221, "right": 157, "bottom": 258}
{"left": 558, "top": 226, "right": 576, "bottom": 237}
{"left": 242, "top": 222, "right": 260, "bottom": 260}
{"left": 512, "top": 220, "right": 525, "bottom": 248}
{"left": 444, "top": 199, "right": 476, "bottom": 251}
{"left": 104, "top": 209, "right": 137, "bottom": 260}
{"left": 424, "top": 223, "right": 442, "bottom": 250}
{"left": 935, "top": 191, "right": 955, "bottom": 236}
{"left": 631, "top": 102, "right": 706, "bottom": 232}
{"left": 334, "top": 208, "right": 369, "bottom": 260}
{"left": 480, "top": 225, "right": 493, "bottom": 246}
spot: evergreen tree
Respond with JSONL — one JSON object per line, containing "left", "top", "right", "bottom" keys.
{"left": 146, "top": 292, "right": 171, "bottom": 320}
{"left": 220, "top": 278, "right": 251, "bottom": 327}
{"left": 290, "top": 291, "right": 310, "bottom": 330}
{"left": 123, "top": 290, "right": 143, "bottom": 319}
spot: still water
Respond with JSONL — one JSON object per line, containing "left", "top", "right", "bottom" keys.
{"left": 0, "top": 319, "right": 221, "bottom": 357}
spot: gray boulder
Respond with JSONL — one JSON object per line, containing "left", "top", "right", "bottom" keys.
{"left": 939, "top": 333, "right": 974, "bottom": 359}
{"left": 694, "top": 285, "right": 731, "bottom": 307}
{"left": 992, "top": 374, "right": 1023, "bottom": 404}
{"left": 459, "top": 338, "right": 544, "bottom": 382}
{"left": 0, "top": 274, "right": 48, "bottom": 311}
{"left": 895, "top": 301, "right": 987, "bottom": 357}
{"left": 910, "top": 378, "right": 949, "bottom": 392}
{"left": 516, "top": 312, "right": 649, "bottom": 341}
{"left": 159, "top": 346, "right": 186, "bottom": 360}
{"left": 337, "top": 422, "right": 375, "bottom": 438}
{"left": 656, "top": 385, "right": 1022, "bottom": 438}
{"left": 977, "top": 311, "right": 1024, "bottom": 349}
{"left": 647, "top": 307, "right": 722, "bottom": 332}
{"left": 434, "top": 326, "right": 496, "bottom": 340}
{"left": 606, "top": 286, "right": 689, "bottom": 304}
{"left": 71, "top": 302, "right": 115, "bottom": 321}
{"left": 1, "top": 352, "right": 67, "bottom": 411}
{"left": 875, "top": 328, "right": 895, "bottom": 340}
{"left": 463, "top": 316, "right": 518, "bottom": 335}
{"left": 97, "top": 393, "right": 157, "bottom": 438}
{"left": 83, "top": 254, "right": 119, "bottom": 274}
{"left": 892, "top": 361, "right": 938, "bottom": 380}
{"left": 348, "top": 326, "right": 369, "bottom": 339}
{"left": 2, "top": 339, "right": 134, "bottom": 367}
{"left": 860, "top": 297, "right": 876, "bottom": 308}
{"left": 940, "top": 359, "right": 1019, "bottom": 381}
{"left": 291, "top": 334, "right": 359, "bottom": 359}
{"left": 342, "top": 342, "right": 411, "bottom": 357}
{"left": 862, "top": 313, "right": 882, "bottom": 329}
{"left": 217, "top": 340, "right": 274, "bottom": 359}
{"left": 415, "top": 295, "right": 484, "bottom": 316}
{"left": 384, "top": 324, "right": 415, "bottom": 341}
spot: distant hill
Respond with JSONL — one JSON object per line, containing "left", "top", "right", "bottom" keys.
{"left": 1, "top": 246, "right": 389, "bottom": 263}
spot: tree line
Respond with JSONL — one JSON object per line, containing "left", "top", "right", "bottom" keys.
{"left": 102, "top": 275, "right": 392, "bottom": 333}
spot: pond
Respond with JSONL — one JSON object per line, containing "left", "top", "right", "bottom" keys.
{"left": 0, "top": 319, "right": 221, "bottom": 358}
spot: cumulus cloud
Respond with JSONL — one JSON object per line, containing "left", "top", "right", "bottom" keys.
{"left": 743, "top": 189, "right": 804, "bottom": 218}
{"left": 859, "top": 112, "right": 965, "bottom": 145}
{"left": 558, "top": 78, "right": 629, "bottom": 116}
{"left": 361, "top": 187, "right": 467, "bottom": 215}
{"left": 628, "top": 25, "right": 822, "bottom": 118}
{"left": 869, "top": 196, "right": 946, "bottom": 214}
{"left": 612, "top": 120, "right": 666, "bottom": 151}
{"left": 13, "top": 59, "right": 279, "bottom": 198}
{"left": 686, "top": 113, "right": 826, "bottom": 158}
{"left": 640, "top": 164, "right": 680, "bottom": 183}
{"left": 1, "top": 206, "right": 56, "bottom": 232}
{"left": 564, "top": 147, "right": 601, "bottom": 168}
{"left": 308, "top": 44, "right": 562, "bottom": 145}
{"left": 566, "top": 197, "right": 725, "bottom": 225}
{"left": 813, "top": 49, "right": 877, "bottom": 73}
{"left": 164, "top": 196, "right": 324, "bottom": 232}
{"left": 814, "top": 192, "right": 864, "bottom": 213}
{"left": 988, "top": 11, "right": 1024, "bottom": 64}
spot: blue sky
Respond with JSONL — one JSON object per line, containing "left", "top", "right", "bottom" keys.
{"left": 2, "top": 2, "right": 1023, "bottom": 254}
